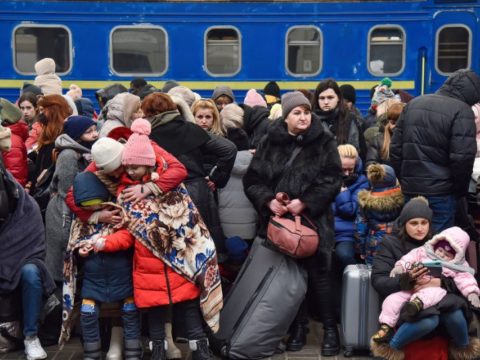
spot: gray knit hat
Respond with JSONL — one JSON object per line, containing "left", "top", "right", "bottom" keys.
{"left": 398, "top": 196, "right": 433, "bottom": 226}
{"left": 212, "top": 86, "right": 235, "bottom": 102}
{"left": 281, "top": 91, "right": 311, "bottom": 118}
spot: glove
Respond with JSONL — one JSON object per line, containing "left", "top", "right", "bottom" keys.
{"left": 390, "top": 265, "right": 404, "bottom": 278}
{"left": 468, "top": 293, "right": 480, "bottom": 308}
{"left": 91, "top": 234, "right": 106, "bottom": 251}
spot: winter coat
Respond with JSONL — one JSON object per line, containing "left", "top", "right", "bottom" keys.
{"left": 102, "top": 228, "right": 200, "bottom": 308}
{"left": 372, "top": 231, "right": 472, "bottom": 325}
{"left": 81, "top": 249, "right": 134, "bottom": 303}
{"left": 365, "top": 126, "right": 393, "bottom": 168}
{"left": 45, "top": 135, "right": 90, "bottom": 281}
{"left": 355, "top": 186, "right": 404, "bottom": 265}
{"left": 2, "top": 121, "right": 28, "bottom": 186}
{"left": 317, "top": 109, "right": 361, "bottom": 154}
{"left": 239, "top": 104, "right": 270, "bottom": 149}
{"left": 332, "top": 159, "right": 369, "bottom": 243}
{"left": 243, "top": 115, "right": 343, "bottom": 251}
{"left": 25, "top": 122, "right": 42, "bottom": 151}
{"left": 390, "top": 69, "right": 480, "bottom": 197}
{"left": 218, "top": 150, "right": 257, "bottom": 240}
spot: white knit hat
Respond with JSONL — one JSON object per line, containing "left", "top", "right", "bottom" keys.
{"left": 91, "top": 138, "right": 124, "bottom": 174}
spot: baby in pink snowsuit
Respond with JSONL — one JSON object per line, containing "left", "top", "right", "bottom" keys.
{"left": 374, "top": 226, "right": 480, "bottom": 342}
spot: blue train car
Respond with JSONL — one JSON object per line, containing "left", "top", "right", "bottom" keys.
{"left": 0, "top": 0, "right": 478, "bottom": 112}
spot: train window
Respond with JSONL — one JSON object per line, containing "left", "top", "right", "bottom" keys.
{"left": 368, "top": 26, "right": 405, "bottom": 76}
{"left": 111, "top": 26, "right": 168, "bottom": 75}
{"left": 13, "top": 25, "right": 71, "bottom": 75}
{"left": 205, "top": 27, "right": 241, "bottom": 76}
{"left": 436, "top": 25, "right": 471, "bottom": 75}
{"left": 286, "top": 26, "right": 322, "bottom": 76}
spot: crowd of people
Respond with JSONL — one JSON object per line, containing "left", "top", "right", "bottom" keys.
{"left": 1, "top": 57, "right": 480, "bottom": 360}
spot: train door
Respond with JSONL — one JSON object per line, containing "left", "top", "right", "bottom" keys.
{"left": 427, "top": 10, "right": 477, "bottom": 94}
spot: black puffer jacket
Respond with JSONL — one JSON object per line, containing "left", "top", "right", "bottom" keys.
{"left": 365, "top": 126, "right": 392, "bottom": 168}
{"left": 239, "top": 104, "right": 270, "bottom": 149}
{"left": 390, "top": 69, "right": 480, "bottom": 197}
{"left": 243, "top": 115, "right": 342, "bottom": 251}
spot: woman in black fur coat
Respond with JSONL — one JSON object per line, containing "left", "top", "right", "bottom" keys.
{"left": 243, "top": 91, "right": 342, "bottom": 356}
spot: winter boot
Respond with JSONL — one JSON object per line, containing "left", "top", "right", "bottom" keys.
{"left": 83, "top": 341, "right": 102, "bottom": 360}
{"left": 370, "top": 340, "right": 405, "bottom": 360}
{"left": 449, "top": 337, "right": 480, "bottom": 360}
{"left": 106, "top": 326, "right": 123, "bottom": 360}
{"left": 149, "top": 339, "right": 168, "bottom": 360}
{"left": 286, "top": 323, "right": 308, "bottom": 351}
{"left": 403, "top": 297, "right": 423, "bottom": 322}
{"left": 189, "top": 338, "right": 213, "bottom": 360}
{"left": 372, "top": 324, "right": 395, "bottom": 343}
{"left": 124, "top": 339, "right": 143, "bottom": 360}
{"left": 321, "top": 326, "right": 340, "bottom": 356}
{"left": 165, "top": 322, "right": 181, "bottom": 359}
{"left": 24, "top": 336, "right": 47, "bottom": 360}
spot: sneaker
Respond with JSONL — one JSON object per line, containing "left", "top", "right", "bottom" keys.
{"left": 24, "top": 336, "right": 47, "bottom": 360}
{"left": 372, "top": 324, "right": 395, "bottom": 343}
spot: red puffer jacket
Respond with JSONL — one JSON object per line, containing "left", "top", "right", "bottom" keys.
{"left": 2, "top": 121, "right": 29, "bottom": 186}
{"left": 102, "top": 229, "right": 200, "bottom": 308}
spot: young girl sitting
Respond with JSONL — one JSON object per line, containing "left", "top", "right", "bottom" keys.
{"left": 91, "top": 119, "right": 222, "bottom": 360}
{"left": 373, "top": 225, "right": 480, "bottom": 343}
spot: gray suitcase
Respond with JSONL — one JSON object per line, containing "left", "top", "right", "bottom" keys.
{"left": 215, "top": 237, "right": 307, "bottom": 359}
{"left": 341, "top": 264, "right": 380, "bottom": 357}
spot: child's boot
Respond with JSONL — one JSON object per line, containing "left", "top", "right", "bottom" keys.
{"left": 372, "top": 324, "right": 395, "bottom": 343}
{"left": 83, "top": 341, "right": 102, "bottom": 360}
{"left": 106, "top": 326, "right": 123, "bottom": 360}
{"left": 124, "top": 339, "right": 143, "bottom": 360}
{"left": 149, "top": 339, "right": 168, "bottom": 360}
{"left": 403, "top": 297, "right": 423, "bottom": 322}
{"left": 189, "top": 338, "right": 213, "bottom": 360}
{"left": 165, "top": 322, "right": 181, "bottom": 359}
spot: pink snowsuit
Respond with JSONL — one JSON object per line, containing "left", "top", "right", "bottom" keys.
{"left": 379, "top": 227, "right": 479, "bottom": 327}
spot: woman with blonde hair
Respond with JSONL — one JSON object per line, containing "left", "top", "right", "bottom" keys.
{"left": 366, "top": 101, "right": 405, "bottom": 168}
{"left": 191, "top": 99, "right": 225, "bottom": 136}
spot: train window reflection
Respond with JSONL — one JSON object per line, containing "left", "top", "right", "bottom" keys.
{"left": 14, "top": 25, "right": 71, "bottom": 74}
{"left": 436, "top": 25, "right": 471, "bottom": 75}
{"left": 205, "top": 27, "right": 241, "bottom": 76}
{"left": 286, "top": 26, "right": 322, "bottom": 76}
{"left": 368, "top": 26, "right": 405, "bottom": 76}
{"left": 111, "top": 27, "right": 167, "bottom": 75}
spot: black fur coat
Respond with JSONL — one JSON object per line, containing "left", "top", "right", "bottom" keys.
{"left": 243, "top": 115, "right": 342, "bottom": 251}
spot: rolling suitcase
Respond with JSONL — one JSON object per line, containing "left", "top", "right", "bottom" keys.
{"left": 341, "top": 264, "right": 380, "bottom": 357}
{"left": 214, "top": 237, "right": 307, "bottom": 359}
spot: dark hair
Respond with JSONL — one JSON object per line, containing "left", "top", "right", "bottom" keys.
{"left": 130, "top": 78, "right": 147, "bottom": 93}
{"left": 312, "top": 78, "right": 351, "bottom": 144}
{"left": 18, "top": 92, "right": 38, "bottom": 108}
{"left": 396, "top": 221, "right": 433, "bottom": 251}
{"left": 141, "top": 93, "right": 177, "bottom": 117}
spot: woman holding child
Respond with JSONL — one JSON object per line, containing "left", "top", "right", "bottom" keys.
{"left": 371, "top": 197, "right": 480, "bottom": 359}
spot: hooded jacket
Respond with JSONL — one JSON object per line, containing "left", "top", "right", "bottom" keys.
{"left": 2, "top": 121, "right": 29, "bottom": 186}
{"left": 98, "top": 93, "right": 140, "bottom": 138}
{"left": 390, "top": 69, "right": 480, "bottom": 197}
{"left": 239, "top": 104, "right": 270, "bottom": 149}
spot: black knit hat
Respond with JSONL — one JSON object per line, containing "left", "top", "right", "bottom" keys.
{"left": 398, "top": 196, "right": 433, "bottom": 226}
{"left": 340, "top": 84, "right": 356, "bottom": 105}
{"left": 264, "top": 81, "right": 281, "bottom": 98}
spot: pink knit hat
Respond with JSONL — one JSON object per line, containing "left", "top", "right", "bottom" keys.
{"left": 121, "top": 118, "right": 156, "bottom": 166}
{"left": 244, "top": 89, "right": 267, "bottom": 108}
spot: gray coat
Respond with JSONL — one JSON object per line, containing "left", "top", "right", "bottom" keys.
{"left": 45, "top": 135, "right": 90, "bottom": 282}
{"left": 218, "top": 150, "right": 257, "bottom": 240}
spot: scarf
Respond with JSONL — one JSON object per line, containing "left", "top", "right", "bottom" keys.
{"left": 149, "top": 110, "right": 181, "bottom": 129}
{"left": 424, "top": 244, "right": 475, "bottom": 275}
{"left": 117, "top": 184, "right": 223, "bottom": 332}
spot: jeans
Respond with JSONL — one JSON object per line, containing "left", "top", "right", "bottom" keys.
{"left": 335, "top": 242, "right": 357, "bottom": 269}
{"left": 148, "top": 299, "right": 205, "bottom": 341}
{"left": 390, "top": 309, "right": 469, "bottom": 350}
{"left": 21, "top": 264, "right": 43, "bottom": 337}
{"left": 80, "top": 298, "right": 141, "bottom": 343}
{"left": 405, "top": 195, "right": 456, "bottom": 233}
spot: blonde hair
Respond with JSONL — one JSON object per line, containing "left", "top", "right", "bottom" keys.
{"left": 381, "top": 102, "right": 405, "bottom": 161}
{"left": 376, "top": 98, "right": 400, "bottom": 118}
{"left": 191, "top": 99, "right": 225, "bottom": 136}
{"left": 338, "top": 144, "right": 358, "bottom": 159}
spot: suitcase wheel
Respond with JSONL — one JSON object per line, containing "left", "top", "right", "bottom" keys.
{"left": 344, "top": 347, "right": 354, "bottom": 357}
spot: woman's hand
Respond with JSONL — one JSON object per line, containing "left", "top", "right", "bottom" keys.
{"left": 269, "top": 199, "right": 288, "bottom": 217}
{"left": 123, "top": 184, "right": 152, "bottom": 204}
{"left": 286, "top": 199, "right": 306, "bottom": 216}
{"left": 78, "top": 242, "right": 93, "bottom": 257}
{"left": 205, "top": 177, "right": 216, "bottom": 192}
{"left": 97, "top": 208, "right": 122, "bottom": 225}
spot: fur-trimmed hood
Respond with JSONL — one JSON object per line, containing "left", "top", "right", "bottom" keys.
{"left": 425, "top": 226, "right": 469, "bottom": 264}
{"left": 358, "top": 187, "right": 404, "bottom": 213}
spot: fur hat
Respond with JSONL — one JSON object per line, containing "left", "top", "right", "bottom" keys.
{"left": 367, "top": 164, "right": 398, "bottom": 192}
{"left": 73, "top": 171, "right": 111, "bottom": 207}
{"left": 281, "top": 91, "right": 311, "bottom": 118}
{"left": 212, "top": 86, "right": 235, "bottom": 102}
{"left": 91, "top": 137, "right": 124, "bottom": 174}
{"left": 63, "top": 115, "right": 96, "bottom": 141}
{"left": 398, "top": 196, "right": 433, "bottom": 226}
{"left": 0, "top": 98, "right": 22, "bottom": 124}
{"left": 340, "top": 84, "right": 356, "bottom": 105}
{"left": 34, "top": 58, "right": 56, "bottom": 75}
{"left": 121, "top": 119, "right": 155, "bottom": 167}
{"left": 66, "top": 84, "right": 83, "bottom": 101}
{"left": 243, "top": 89, "right": 267, "bottom": 108}
{"left": 0, "top": 123, "right": 12, "bottom": 151}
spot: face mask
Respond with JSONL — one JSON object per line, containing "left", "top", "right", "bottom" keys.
{"left": 342, "top": 173, "right": 358, "bottom": 187}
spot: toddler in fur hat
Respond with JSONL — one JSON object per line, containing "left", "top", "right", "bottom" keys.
{"left": 34, "top": 58, "right": 63, "bottom": 96}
